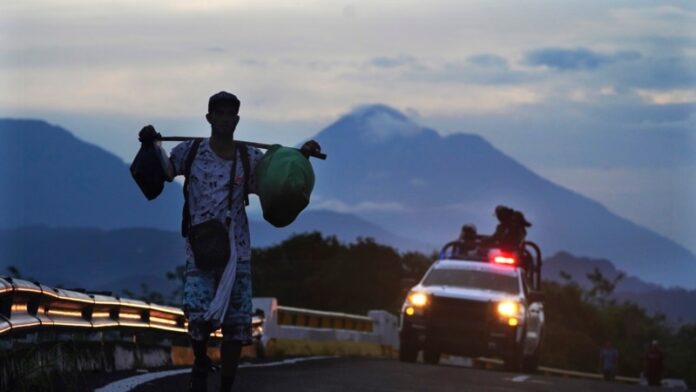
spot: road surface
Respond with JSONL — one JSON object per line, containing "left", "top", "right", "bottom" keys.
{"left": 92, "top": 357, "right": 648, "bottom": 392}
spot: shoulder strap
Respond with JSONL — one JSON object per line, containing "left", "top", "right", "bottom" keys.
{"left": 238, "top": 144, "right": 250, "bottom": 206}
{"left": 181, "top": 139, "right": 202, "bottom": 237}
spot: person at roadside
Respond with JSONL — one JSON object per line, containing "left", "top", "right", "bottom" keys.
{"left": 645, "top": 340, "right": 664, "bottom": 387}
{"left": 599, "top": 340, "right": 619, "bottom": 381}
{"left": 138, "top": 91, "right": 321, "bottom": 392}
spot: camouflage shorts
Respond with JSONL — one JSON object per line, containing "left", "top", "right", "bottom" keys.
{"left": 183, "top": 258, "right": 252, "bottom": 343}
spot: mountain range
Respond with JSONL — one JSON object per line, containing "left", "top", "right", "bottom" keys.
{"left": 1, "top": 108, "right": 695, "bottom": 288}
{"left": 309, "top": 105, "right": 696, "bottom": 288}
{"left": 0, "top": 119, "right": 182, "bottom": 230}
{"left": 0, "top": 219, "right": 426, "bottom": 291}
{"left": 544, "top": 252, "right": 696, "bottom": 326}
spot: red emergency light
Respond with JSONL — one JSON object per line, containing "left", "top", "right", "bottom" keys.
{"left": 493, "top": 255, "right": 516, "bottom": 265}
{"left": 488, "top": 249, "right": 518, "bottom": 265}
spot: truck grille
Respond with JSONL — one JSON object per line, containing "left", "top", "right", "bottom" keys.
{"left": 428, "top": 296, "right": 491, "bottom": 326}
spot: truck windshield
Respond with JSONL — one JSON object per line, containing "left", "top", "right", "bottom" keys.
{"left": 422, "top": 268, "right": 519, "bottom": 294}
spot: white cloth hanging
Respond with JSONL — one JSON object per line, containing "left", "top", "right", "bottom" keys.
{"left": 203, "top": 223, "right": 238, "bottom": 327}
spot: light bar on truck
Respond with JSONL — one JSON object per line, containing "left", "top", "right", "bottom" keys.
{"left": 493, "top": 255, "right": 516, "bottom": 265}
{"left": 487, "top": 248, "right": 518, "bottom": 265}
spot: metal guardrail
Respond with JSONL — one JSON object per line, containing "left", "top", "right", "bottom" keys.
{"left": 0, "top": 276, "right": 262, "bottom": 338}
{"left": 0, "top": 276, "right": 644, "bottom": 385}
{"left": 277, "top": 305, "right": 374, "bottom": 332}
{"left": 6, "top": 276, "right": 642, "bottom": 384}
{"left": 0, "top": 276, "right": 378, "bottom": 343}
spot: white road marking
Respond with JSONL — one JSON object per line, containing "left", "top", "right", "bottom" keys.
{"left": 94, "top": 368, "right": 191, "bottom": 392}
{"left": 511, "top": 375, "right": 530, "bottom": 382}
{"left": 95, "top": 356, "right": 335, "bottom": 392}
{"left": 441, "top": 356, "right": 473, "bottom": 367}
{"left": 238, "top": 356, "right": 335, "bottom": 368}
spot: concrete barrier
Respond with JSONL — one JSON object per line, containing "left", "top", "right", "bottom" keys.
{"left": 251, "top": 298, "right": 399, "bottom": 358}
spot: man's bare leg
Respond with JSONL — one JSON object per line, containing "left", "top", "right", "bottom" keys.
{"left": 220, "top": 340, "right": 242, "bottom": 392}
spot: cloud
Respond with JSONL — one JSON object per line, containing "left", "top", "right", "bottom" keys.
{"left": 361, "top": 52, "right": 528, "bottom": 86}
{"left": 369, "top": 54, "right": 419, "bottom": 69}
{"left": 467, "top": 54, "right": 508, "bottom": 69}
{"left": 609, "top": 5, "right": 696, "bottom": 29}
{"left": 2, "top": 1, "right": 693, "bottom": 124}
{"left": 612, "top": 56, "right": 696, "bottom": 90}
{"left": 635, "top": 89, "right": 696, "bottom": 105}
{"left": 524, "top": 47, "right": 641, "bottom": 71}
{"left": 311, "top": 199, "right": 407, "bottom": 213}
{"left": 372, "top": 54, "right": 534, "bottom": 86}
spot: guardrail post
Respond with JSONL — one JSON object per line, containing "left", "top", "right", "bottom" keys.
{"left": 368, "top": 310, "right": 399, "bottom": 352}
{"left": 251, "top": 298, "right": 277, "bottom": 347}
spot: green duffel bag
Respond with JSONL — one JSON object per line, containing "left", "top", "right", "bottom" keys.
{"left": 256, "top": 145, "right": 315, "bottom": 227}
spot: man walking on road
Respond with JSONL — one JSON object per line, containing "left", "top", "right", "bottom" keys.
{"left": 137, "top": 91, "right": 321, "bottom": 392}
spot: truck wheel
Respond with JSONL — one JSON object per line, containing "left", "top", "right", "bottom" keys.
{"left": 503, "top": 349, "right": 522, "bottom": 372}
{"left": 423, "top": 349, "right": 440, "bottom": 365}
{"left": 521, "top": 353, "right": 539, "bottom": 373}
{"left": 399, "top": 336, "right": 418, "bottom": 363}
{"left": 521, "top": 328, "right": 543, "bottom": 373}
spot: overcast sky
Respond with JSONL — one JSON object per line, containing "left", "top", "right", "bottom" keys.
{"left": 2, "top": 0, "right": 695, "bottom": 252}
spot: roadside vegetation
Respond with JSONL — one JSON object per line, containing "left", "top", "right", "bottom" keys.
{"left": 542, "top": 273, "right": 696, "bottom": 386}
{"left": 9, "top": 232, "right": 691, "bottom": 386}
{"left": 249, "top": 233, "right": 696, "bottom": 386}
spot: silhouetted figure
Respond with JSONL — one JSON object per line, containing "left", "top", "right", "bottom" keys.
{"left": 453, "top": 224, "right": 478, "bottom": 258}
{"left": 645, "top": 340, "right": 664, "bottom": 387}
{"left": 460, "top": 224, "right": 478, "bottom": 243}
{"left": 488, "top": 205, "right": 531, "bottom": 249}
{"left": 599, "top": 341, "right": 619, "bottom": 381}
{"left": 137, "top": 91, "right": 321, "bottom": 392}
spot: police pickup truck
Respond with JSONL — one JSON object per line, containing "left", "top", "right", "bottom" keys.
{"left": 399, "top": 240, "right": 545, "bottom": 372}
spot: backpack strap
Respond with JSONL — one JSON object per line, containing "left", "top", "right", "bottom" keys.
{"left": 238, "top": 144, "right": 251, "bottom": 206}
{"left": 181, "top": 139, "right": 202, "bottom": 237}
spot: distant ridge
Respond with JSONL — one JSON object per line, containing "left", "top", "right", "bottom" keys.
{"left": 0, "top": 119, "right": 183, "bottom": 230}
{"left": 251, "top": 209, "right": 435, "bottom": 253}
{"left": 308, "top": 105, "right": 696, "bottom": 288}
{"left": 0, "top": 221, "right": 428, "bottom": 291}
{"left": 545, "top": 252, "right": 696, "bottom": 325}
{"left": 1, "top": 113, "right": 695, "bottom": 288}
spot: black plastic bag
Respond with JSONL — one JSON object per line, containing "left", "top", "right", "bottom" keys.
{"left": 130, "top": 143, "right": 166, "bottom": 200}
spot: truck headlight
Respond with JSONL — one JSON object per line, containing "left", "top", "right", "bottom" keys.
{"left": 497, "top": 301, "right": 519, "bottom": 317}
{"left": 408, "top": 292, "right": 429, "bottom": 307}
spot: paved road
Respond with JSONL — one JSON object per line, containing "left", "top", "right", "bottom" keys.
{"left": 123, "top": 357, "right": 646, "bottom": 392}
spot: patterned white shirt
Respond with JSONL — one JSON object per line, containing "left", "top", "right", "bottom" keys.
{"left": 170, "top": 139, "right": 264, "bottom": 261}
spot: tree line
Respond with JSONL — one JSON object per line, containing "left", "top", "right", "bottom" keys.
{"left": 542, "top": 271, "right": 695, "bottom": 386}
{"left": 6, "top": 232, "right": 693, "bottom": 386}
{"left": 249, "top": 232, "right": 694, "bottom": 385}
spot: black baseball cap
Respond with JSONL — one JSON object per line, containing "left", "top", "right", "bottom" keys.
{"left": 208, "top": 91, "right": 240, "bottom": 114}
